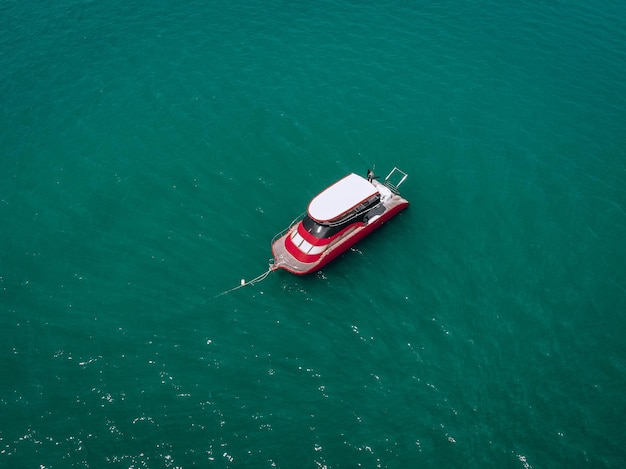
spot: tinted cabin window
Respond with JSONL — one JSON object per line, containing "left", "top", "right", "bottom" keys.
{"left": 303, "top": 194, "right": 380, "bottom": 238}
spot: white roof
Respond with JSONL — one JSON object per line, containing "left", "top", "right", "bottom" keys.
{"left": 308, "top": 173, "right": 378, "bottom": 222}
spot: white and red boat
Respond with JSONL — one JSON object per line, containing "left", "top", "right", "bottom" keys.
{"left": 271, "top": 167, "right": 409, "bottom": 274}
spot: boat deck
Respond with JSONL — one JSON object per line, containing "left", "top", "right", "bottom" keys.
{"left": 272, "top": 231, "right": 325, "bottom": 273}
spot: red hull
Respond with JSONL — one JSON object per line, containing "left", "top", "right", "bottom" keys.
{"left": 272, "top": 200, "right": 408, "bottom": 275}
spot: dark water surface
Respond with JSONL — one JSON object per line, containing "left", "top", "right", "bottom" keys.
{"left": 2, "top": 1, "right": 625, "bottom": 467}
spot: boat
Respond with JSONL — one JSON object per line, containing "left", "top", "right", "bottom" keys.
{"left": 271, "top": 167, "right": 409, "bottom": 274}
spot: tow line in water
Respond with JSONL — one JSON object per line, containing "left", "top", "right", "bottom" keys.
{"left": 211, "top": 260, "right": 277, "bottom": 299}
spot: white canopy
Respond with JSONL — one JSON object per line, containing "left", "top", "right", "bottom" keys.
{"left": 308, "top": 173, "right": 378, "bottom": 222}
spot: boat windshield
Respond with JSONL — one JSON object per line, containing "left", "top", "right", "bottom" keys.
{"left": 301, "top": 194, "right": 377, "bottom": 238}
{"left": 301, "top": 215, "right": 345, "bottom": 239}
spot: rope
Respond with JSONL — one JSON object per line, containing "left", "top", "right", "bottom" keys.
{"left": 211, "top": 262, "right": 277, "bottom": 299}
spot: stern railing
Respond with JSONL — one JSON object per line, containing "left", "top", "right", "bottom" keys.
{"left": 383, "top": 167, "right": 408, "bottom": 194}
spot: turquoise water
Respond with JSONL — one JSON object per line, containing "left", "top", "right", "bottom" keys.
{"left": 2, "top": 1, "right": 626, "bottom": 467}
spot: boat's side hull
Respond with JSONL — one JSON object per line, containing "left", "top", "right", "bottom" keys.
{"left": 272, "top": 200, "right": 408, "bottom": 274}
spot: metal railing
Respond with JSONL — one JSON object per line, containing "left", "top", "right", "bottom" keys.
{"left": 270, "top": 211, "right": 306, "bottom": 246}
{"left": 383, "top": 167, "right": 408, "bottom": 193}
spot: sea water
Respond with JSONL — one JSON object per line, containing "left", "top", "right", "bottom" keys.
{"left": 1, "top": 1, "right": 625, "bottom": 467}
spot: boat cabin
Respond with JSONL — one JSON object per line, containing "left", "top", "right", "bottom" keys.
{"left": 308, "top": 173, "right": 380, "bottom": 224}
